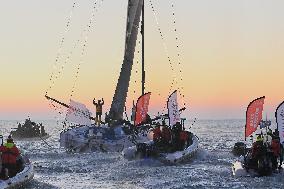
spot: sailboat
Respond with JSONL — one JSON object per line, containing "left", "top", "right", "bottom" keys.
{"left": 45, "top": 0, "right": 151, "bottom": 152}
{"left": 123, "top": 90, "right": 199, "bottom": 164}
{"left": 232, "top": 97, "right": 283, "bottom": 177}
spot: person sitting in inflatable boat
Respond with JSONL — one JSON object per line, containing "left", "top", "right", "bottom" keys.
{"left": 0, "top": 136, "right": 20, "bottom": 179}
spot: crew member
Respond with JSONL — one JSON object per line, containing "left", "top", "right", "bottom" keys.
{"left": 179, "top": 130, "right": 189, "bottom": 150}
{"left": 161, "top": 125, "right": 171, "bottom": 146}
{"left": 251, "top": 135, "right": 265, "bottom": 165}
{"left": 93, "top": 98, "right": 104, "bottom": 126}
{"left": 0, "top": 136, "right": 20, "bottom": 178}
{"left": 271, "top": 137, "right": 280, "bottom": 170}
{"left": 153, "top": 124, "right": 162, "bottom": 145}
{"left": 266, "top": 129, "right": 273, "bottom": 145}
{"left": 172, "top": 122, "right": 183, "bottom": 151}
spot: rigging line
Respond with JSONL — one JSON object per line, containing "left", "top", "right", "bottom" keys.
{"left": 133, "top": 40, "right": 141, "bottom": 98}
{"left": 170, "top": 0, "right": 186, "bottom": 107}
{"left": 148, "top": 0, "right": 178, "bottom": 114}
{"left": 68, "top": 0, "right": 105, "bottom": 100}
{"left": 46, "top": 0, "right": 78, "bottom": 96}
{"left": 48, "top": 38, "right": 82, "bottom": 98}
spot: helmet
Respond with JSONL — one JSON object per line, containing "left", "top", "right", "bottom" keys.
{"left": 256, "top": 135, "right": 263, "bottom": 142}
{"left": 7, "top": 135, "right": 14, "bottom": 143}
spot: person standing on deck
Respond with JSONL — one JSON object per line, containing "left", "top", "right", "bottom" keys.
{"left": 93, "top": 98, "right": 104, "bottom": 126}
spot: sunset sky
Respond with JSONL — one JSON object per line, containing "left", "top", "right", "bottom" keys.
{"left": 0, "top": 0, "right": 284, "bottom": 120}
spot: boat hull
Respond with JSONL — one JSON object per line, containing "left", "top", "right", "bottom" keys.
{"left": 0, "top": 159, "right": 34, "bottom": 188}
{"left": 123, "top": 135, "right": 199, "bottom": 164}
{"left": 60, "top": 124, "right": 148, "bottom": 153}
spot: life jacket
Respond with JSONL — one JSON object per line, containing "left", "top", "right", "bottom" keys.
{"left": 161, "top": 127, "right": 171, "bottom": 142}
{"left": 153, "top": 127, "right": 162, "bottom": 141}
{"left": 271, "top": 139, "right": 280, "bottom": 156}
{"left": 0, "top": 143, "right": 20, "bottom": 164}
{"left": 179, "top": 131, "right": 189, "bottom": 142}
{"left": 96, "top": 104, "right": 103, "bottom": 113}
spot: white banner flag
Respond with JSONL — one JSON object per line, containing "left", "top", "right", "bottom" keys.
{"left": 66, "top": 99, "right": 92, "bottom": 126}
{"left": 276, "top": 101, "right": 284, "bottom": 145}
{"left": 167, "top": 90, "right": 180, "bottom": 127}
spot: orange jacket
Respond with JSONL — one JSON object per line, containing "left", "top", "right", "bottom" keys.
{"left": 161, "top": 127, "right": 171, "bottom": 142}
{"left": 0, "top": 143, "right": 20, "bottom": 164}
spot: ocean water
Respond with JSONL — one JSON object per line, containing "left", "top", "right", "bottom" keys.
{"left": 0, "top": 120, "right": 283, "bottom": 189}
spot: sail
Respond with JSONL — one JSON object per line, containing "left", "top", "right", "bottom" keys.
{"left": 276, "top": 101, "right": 284, "bottom": 144}
{"left": 134, "top": 92, "right": 151, "bottom": 126}
{"left": 245, "top": 96, "right": 265, "bottom": 138}
{"left": 109, "top": 0, "right": 143, "bottom": 121}
{"left": 168, "top": 90, "right": 180, "bottom": 127}
{"left": 66, "top": 99, "right": 92, "bottom": 126}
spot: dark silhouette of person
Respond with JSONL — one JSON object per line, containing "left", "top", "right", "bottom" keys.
{"left": 93, "top": 98, "right": 104, "bottom": 126}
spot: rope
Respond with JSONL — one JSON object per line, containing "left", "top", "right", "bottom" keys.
{"left": 46, "top": 1, "right": 78, "bottom": 96}
{"left": 45, "top": 0, "right": 105, "bottom": 124}
{"left": 148, "top": 0, "right": 178, "bottom": 113}
{"left": 69, "top": 0, "right": 105, "bottom": 99}
{"left": 170, "top": 1, "right": 187, "bottom": 108}
{"left": 39, "top": 135, "right": 53, "bottom": 149}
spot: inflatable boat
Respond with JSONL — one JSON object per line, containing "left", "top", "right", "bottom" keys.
{"left": 0, "top": 155, "right": 34, "bottom": 189}
{"left": 123, "top": 133, "right": 199, "bottom": 164}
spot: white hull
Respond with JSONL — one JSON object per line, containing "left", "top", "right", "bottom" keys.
{"left": 123, "top": 135, "right": 199, "bottom": 164}
{"left": 0, "top": 162, "right": 34, "bottom": 189}
{"left": 60, "top": 124, "right": 149, "bottom": 152}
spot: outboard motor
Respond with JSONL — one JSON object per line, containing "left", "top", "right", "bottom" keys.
{"left": 136, "top": 143, "right": 157, "bottom": 158}
{"left": 136, "top": 143, "right": 148, "bottom": 158}
{"left": 257, "top": 153, "right": 273, "bottom": 176}
{"left": 244, "top": 145, "right": 273, "bottom": 176}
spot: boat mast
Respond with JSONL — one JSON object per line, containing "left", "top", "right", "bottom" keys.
{"left": 109, "top": 0, "right": 143, "bottom": 121}
{"left": 141, "top": 0, "right": 145, "bottom": 95}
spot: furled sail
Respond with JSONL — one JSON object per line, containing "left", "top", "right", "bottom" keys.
{"left": 109, "top": 0, "right": 143, "bottom": 121}
{"left": 245, "top": 96, "right": 265, "bottom": 138}
{"left": 134, "top": 92, "right": 151, "bottom": 126}
{"left": 276, "top": 101, "right": 284, "bottom": 145}
{"left": 168, "top": 90, "right": 180, "bottom": 127}
{"left": 66, "top": 99, "right": 92, "bottom": 126}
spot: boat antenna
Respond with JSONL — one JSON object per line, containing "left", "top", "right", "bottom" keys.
{"left": 141, "top": 0, "right": 145, "bottom": 95}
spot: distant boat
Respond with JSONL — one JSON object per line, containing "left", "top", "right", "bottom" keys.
{"left": 10, "top": 118, "right": 49, "bottom": 141}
